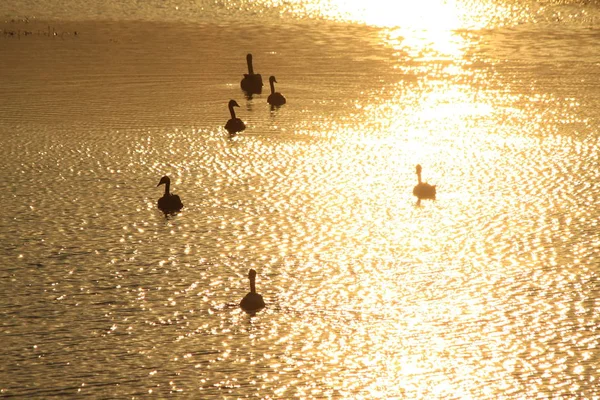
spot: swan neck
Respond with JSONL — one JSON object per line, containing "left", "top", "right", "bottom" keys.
{"left": 269, "top": 79, "right": 275, "bottom": 94}
{"left": 229, "top": 104, "right": 236, "bottom": 119}
{"left": 164, "top": 181, "right": 171, "bottom": 196}
{"left": 249, "top": 275, "right": 257, "bottom": 293}
{"left": 417, "top": 172, "right": 422, "bottom": 184}
{"left": 247, "top": 57, "right": 254, "bottom": 75}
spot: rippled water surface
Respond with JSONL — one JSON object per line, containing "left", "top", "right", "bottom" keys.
{"left": 1, "top": 0, "right": 600, "bottom": 398}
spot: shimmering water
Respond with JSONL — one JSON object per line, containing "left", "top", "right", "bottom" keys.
{"left": 1, "top": 0, "right": 600, "bottom": 398}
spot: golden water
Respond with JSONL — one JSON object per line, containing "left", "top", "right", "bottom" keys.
{"left": 1, "top": 0, "right": 600, "bottom": 397}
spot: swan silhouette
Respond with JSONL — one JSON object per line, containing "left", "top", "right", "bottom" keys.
{"left": 240, "top": 53, "right": 263, "bottom": 95}
{"left": 240, "top": 269, "right": 265, "bottom": 313}
{"left": 413, "top": 164, "right": 436, "bottom": 206}
{"left": 224, "top": 99, "right": 246, "bottom": 134}
{"left": 267, "top": 76, "right": 286, "bottom": 107}
{"left": 157, "top": 176, "right": 183, "bottom": 212}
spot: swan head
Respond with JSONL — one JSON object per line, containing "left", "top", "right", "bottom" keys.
{"left": 229, "top": 99, "right": 240, "bottom": 109}
{"left": 416, "top": 164, "right": 422, "bottom": 175}
{"left": 157, "top": 176, "right": 171, "bottom": 187}
{"left": 269, "top": 76, "right": 277, "bottom": 84}
{"left": 246, "top": 53, "right": 253, "bottom": 63}
{"left": 248, "top": 269, "right": 257, "bottom": 280}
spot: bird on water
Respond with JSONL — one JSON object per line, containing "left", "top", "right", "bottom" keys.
{"left": 157, "top": 176, "right": 183, "bottom": 213}
{"left": 240, "top": 269, "right": 265, "bottom": 313}
{"left": 240, "top": 53, "right": 263, "bottom": 95}
{"left": 224, "top": 99, "right": 246, "bottom": 134}
{"left": 413, "top": 164, "right": 436, "bottom": 206}
{"left": 267, "top": 75, "right": 286, "bottom": 107}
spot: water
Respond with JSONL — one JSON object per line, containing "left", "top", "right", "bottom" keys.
{"left": 1, "top": 0, "right": 600, "bottom": 398}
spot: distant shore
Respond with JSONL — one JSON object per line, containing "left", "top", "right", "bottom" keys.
{"left": 0, "top": 18, "right": 83, "bottom": 39}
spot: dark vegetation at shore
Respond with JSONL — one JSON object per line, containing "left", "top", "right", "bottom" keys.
{"left": 1, "top": 17, "right": 78, "bottom": 39}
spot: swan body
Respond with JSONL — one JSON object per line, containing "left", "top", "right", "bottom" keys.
{"left": 240, "top": 53, "right": 263, "bottom": 94}
{"left": 267, "top": 75, "right": 286, "bottom": 107}
{"left": 224, "top": 99, "right": 246, "bottom": 134}
{"left": 157, "top": 176, "right": 183, "bottom": 212}
{"left": 240, "top": 269, "right": 265, "bottom": 313}
{"left": 413, "top": 164, "right": 436, "bottom": 205}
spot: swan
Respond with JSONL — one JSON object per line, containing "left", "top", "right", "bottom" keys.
{"left": 240, "top": 269, "right": 265, "bottom": 313}
{"left": 413, "top": 164, "right": 436, "bottom": 205}
{"left": 267, "top": 76, "right": 286, "bottom": 107}
{"left": 224, "top": 99, "right": 246, "bottom": 134}
{"left": 240, "top": 53, "right": 263, "bottom": 95}
{"left": 157, "top": 176, "right": 183, "bottom": 212}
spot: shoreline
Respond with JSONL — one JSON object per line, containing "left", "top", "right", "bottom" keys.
{"left": 1, "top": 22, "right": 79, "bottom": 39}
{"left": 0, "top": 14, "right": 390, "bottom": 40}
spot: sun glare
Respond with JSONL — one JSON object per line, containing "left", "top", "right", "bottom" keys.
{"left": 306, "top": 0, "right": 471, "bottom": 59}
{"left": 299, "top": 0, "right": 500, "bottom": 30}
{"left": 326, "top": 0, "right": 462, "bottom": 31}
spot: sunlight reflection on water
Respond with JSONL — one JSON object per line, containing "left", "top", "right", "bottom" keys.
{"left": 1, "top": 0, "right": 600, "bottom": 397}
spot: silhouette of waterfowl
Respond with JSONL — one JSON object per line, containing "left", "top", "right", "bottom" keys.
{"left": 413, "top": 164, "right": 436, "bottom": 206}
{"left": 157, "top": 176, "right": 183, "bottom": 213}
{"left": 240, "top": 269, "right": 265, "bottom": 313}
{"left": 240, "top": 53, "right": 263, "bottom": 95}
{"left": 267, "top": 76, "right": 286, "bottom": 107}
{"left": 224, "top": 99, "right": 246, "bottom": 134}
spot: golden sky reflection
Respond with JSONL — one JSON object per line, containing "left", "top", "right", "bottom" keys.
{"left": 288, "top": 0, "right": 507, "bottom": 60}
